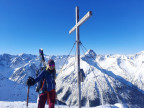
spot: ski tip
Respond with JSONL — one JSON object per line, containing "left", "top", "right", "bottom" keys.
{"left": 40, "top": 48, "right": 43, "bottom": 51}
{"left": 39, "top": 48, "right": 43, "bottom": 53}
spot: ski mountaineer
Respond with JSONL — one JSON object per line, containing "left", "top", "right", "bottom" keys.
{"left": 26, "top": 59, "right": 56, "bottom": 108}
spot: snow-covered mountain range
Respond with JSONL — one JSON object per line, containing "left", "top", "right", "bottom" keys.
{"left": 0, "top": 53, "right": 69, "bottom": 103}
{"left": 0, "top": 50, "right": 144, "bottom": 107}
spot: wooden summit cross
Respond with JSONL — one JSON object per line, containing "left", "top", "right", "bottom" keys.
{"left": 69, "top": 6, "right": 92, "bottom": 108}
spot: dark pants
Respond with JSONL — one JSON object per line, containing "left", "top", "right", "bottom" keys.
{"left": 38, "top": 89, "right": 56, "bottom": 108}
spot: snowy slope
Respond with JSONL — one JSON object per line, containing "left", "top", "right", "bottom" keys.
{"left": 0, "top": 53, "right": 69, "bottom": 103}
{"left": 0, "top": 74, "right": 37, "bottom": 102}
{"left": 0, "top": 101, "right": 127, "bottom": 108}
{"left": 0, "top": 53, "right": 70, "bottom": 84}
{"left": 56, "top": 50, "right": 144, "bottom": 107}
{"left": 0, "top": 50, "right": 144, "bottom": 107}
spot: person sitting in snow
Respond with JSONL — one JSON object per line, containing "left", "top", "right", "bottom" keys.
{"left": 27, "top": 59, "right": 56, "bottom": 108}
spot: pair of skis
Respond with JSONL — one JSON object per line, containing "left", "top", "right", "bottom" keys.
{"left": 27, "top": 48, "right": 46, "bottom": 107}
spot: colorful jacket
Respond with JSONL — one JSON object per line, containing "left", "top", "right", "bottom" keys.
{"left": 34, "top": 68, "right": 56, "bottom": 92}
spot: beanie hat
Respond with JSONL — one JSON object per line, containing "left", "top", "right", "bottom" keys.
{"left": 48, "top": 59, "right": 55, "bottom": 65}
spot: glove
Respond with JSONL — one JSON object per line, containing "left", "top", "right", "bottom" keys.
{"left": 26, "top": 77, "right": 35, "bottom": 86}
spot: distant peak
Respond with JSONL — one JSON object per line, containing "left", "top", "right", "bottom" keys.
{"left": 18, "top": 53, "right": 34, "bottom": 56}
{"left": 85, "top": 49, "right": 97, "bottom": 57}
{"left": 2, "top": 53, "right": 11, "bottom": 56}
{"left": 2, "top": 53, "right": 12, "bottom": 58}
{"left": 136, "top": 51, "right": 144, "bottom": 55}
{"left": 18, "top": 53, "right": 25, "bottom": 56}
{"left": 139, "top": 51, "right": 144, "bottom": 54}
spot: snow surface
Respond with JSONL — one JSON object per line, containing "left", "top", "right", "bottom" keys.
{"left": 0, "top": 101, "right": 126, "bottom": 108}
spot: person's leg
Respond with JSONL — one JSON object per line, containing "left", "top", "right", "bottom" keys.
{"left": 48, "top": 89, "right": 56, "bottom": 108}
{"left": 38, "top": 92, "right": 47, "bottom": 108}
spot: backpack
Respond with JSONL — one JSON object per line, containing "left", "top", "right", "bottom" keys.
{"left": 35, "top": 67, "right": 45, "bottom": 92}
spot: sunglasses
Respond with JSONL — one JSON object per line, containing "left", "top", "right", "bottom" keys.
{"left": 49, "top": 64, "right": 55, "bottom": 67}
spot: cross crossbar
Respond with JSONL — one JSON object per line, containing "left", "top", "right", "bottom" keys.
{"left": 69, "top": 11, "right": 92, "bottom": 34}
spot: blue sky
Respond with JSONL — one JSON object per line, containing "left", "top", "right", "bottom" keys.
{"left": 0, "top": 0, "right": 144, "bottom": 55}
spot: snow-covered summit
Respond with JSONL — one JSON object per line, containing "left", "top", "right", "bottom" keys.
{"left": 84, "top": 49, "right": 97, "bottom": 58}
{"left": 136, "top": 50, "right": 144, "bottom": 55}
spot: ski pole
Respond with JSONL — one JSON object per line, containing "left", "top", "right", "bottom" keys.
{"left": 27, "top": 86, "right": 30, "bottom": 107}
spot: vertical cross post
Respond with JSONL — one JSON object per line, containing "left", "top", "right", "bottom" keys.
{"left": 69, "top": 6, "right": 92, "bottom": 108}
{"left": 76, "top": 6, "right": 81, "bottom": 108}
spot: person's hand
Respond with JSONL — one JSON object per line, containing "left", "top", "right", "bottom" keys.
{"left": 26, "top": 77, "right": 35, "bottom": 86}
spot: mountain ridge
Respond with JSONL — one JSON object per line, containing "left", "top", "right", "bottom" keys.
{"left": 0, "top": 50, "right": 144, "bottom": 107}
